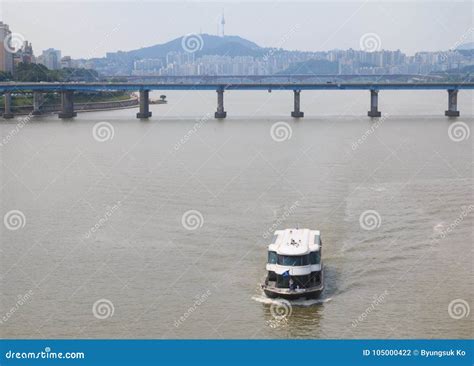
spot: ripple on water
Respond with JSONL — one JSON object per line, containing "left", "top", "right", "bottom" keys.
{"left": 252, "top": 294, "right": 332, "bottom": 307}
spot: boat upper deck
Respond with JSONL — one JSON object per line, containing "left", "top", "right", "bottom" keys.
{"left": 269, "top": 228, "right": 321, "bottom": 256}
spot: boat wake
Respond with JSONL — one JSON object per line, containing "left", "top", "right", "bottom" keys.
{"left": 252, "top": 294, "right": 332, "bottom": 307}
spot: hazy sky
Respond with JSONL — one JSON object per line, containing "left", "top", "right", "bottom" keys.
{"left": 1, "top": 1, "right": 472, "bottom": 58}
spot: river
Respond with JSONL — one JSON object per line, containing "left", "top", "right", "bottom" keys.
{"left": 1, "top": 90, "right": 472, "bottom": 338}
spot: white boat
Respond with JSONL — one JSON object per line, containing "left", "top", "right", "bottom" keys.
{"left": 262, "top": 228, "right": 324, "bottom": 299}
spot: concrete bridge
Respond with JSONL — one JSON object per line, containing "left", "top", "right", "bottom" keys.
{"left": 105, "top": 74, "right": 438, "bottom": 83}
{"left": 0, "top": 81, "right": 472, "bottom": 119}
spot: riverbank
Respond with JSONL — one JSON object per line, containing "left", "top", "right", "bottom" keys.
{"left": 1, "top": 97, "right": 138, "bottom": 116}
{"left": 1, "top": 96, "right": 166, "bottom": 116}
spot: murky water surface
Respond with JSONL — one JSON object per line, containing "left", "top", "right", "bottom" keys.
{"left": 1, "top": 90, "right": 472, "bottom": 338}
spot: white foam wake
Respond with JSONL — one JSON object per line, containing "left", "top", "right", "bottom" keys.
{"left": 252, "top": 294, "right": 332, "bottom": 307}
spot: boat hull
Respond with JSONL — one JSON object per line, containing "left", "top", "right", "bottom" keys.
{"left": 263, "top": 267, "right": 324, "bottom": 300}
{"left": 263, "top": 285, "right": 324, "bottom": 300}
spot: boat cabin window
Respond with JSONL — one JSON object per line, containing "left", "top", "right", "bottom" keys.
{"left": 309, "top": 251, "right": 321, "bottom": 264}
{"left": 267, "top": 251, "right": 277, "bottom": 264}
{"left": 277, "top": 255, "right": 309, "bottom": 266}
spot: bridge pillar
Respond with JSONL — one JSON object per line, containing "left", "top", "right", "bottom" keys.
{"left": 3, "top": 92, "right": 14, "bottom": 119}
{"left": 445, "top": 89, "right": 459, "bottom": 117}
{"left": 137, "top": 90, "right": 152, "bottom": 119}
{"left": 58, "top": 90, "right": 77, "bottom": 118}
{"left": 367, "top": 89, "right": 381, "bottom": 117}
{"left": 215, "top": 89, "right": 227, "bottom": 118}
{"left": 291, "top": 90, "right": 304, "bottom": 118}
{"left": 32, "top": 92, "right": 43, "bottom": 115}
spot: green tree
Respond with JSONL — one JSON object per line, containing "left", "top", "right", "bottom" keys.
{"left": 14, "top": 63, "right": 60, "bottom": 82}
{"left": 0, "top": 71, "right": 12, "bottom": 81}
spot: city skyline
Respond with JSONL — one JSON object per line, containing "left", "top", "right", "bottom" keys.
{"left": 1, "top": 1, "right": 472, "bottom": 59}
{"left": 2, "top": 27, "right": 472, "bottom": 78}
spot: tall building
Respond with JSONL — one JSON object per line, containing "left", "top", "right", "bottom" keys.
{"left": 0, "top": 22, "right": 14, "bottom": 73}
{"left": 17, "top": 41, "right": 35, "bottom": 64}
{"left": 38, "top": 48, "right": 61, "bottom": 70}
{"left": 60, "top": 56, "right": 72, "bottom": 68}
{"left": 219, "top": 11, "right": 225, "bottom": 37}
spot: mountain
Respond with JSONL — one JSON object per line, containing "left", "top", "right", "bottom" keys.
{"left": 107, "top": 34, "right": 263, "bottom": 60}
{"left": 197, "top": 41, "right": 264, "bottom": 57}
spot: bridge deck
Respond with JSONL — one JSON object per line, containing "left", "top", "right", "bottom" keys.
{"left": 1, "top": 82, "right": 473, "bottom": 92}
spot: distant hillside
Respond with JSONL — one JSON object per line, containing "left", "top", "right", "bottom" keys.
{"left": 456, "top": 42, "right": 474, "bottom": 50}
{"left": 446, "top": 64, "right": 474, "bottom": 74}
{"left": 107, "top": 34, "right": 263, "bottom": 60}
{"left": 278, "top": 59, "right": 339, "bottom": 74}
{"left": 196, "top": 41, "right": 264, "bottom": 58}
